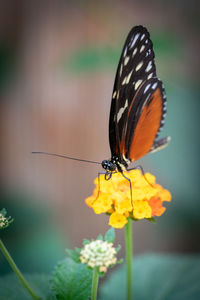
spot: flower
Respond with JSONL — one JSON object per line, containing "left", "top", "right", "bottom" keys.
{"left": 80, "top": 240, "right": 117, "bottom": 273}
{"left": 85, "top": 169, "right": 171, "bottom": 228}
{"left": 0, "top": 209, "right": 13, "bottom": 229}
{"left": 109, "top": 212, "right": 128, "bottom": 228}
{"left": 0, "top": 213, "right": 8, "bottom": 228}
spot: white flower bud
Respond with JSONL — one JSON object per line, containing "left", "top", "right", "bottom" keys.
{"left": 0, "top": 213, "right": 8, "bottom": 229}
{"left": 80, "top": 240, "right": 118, "bottom": 272}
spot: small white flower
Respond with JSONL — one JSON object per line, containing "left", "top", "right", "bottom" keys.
{"left": 100, "top": 266, "right": 107, "bottom": 272}
{"left": 0, "top": 213, "right": 8, "bottom": 228}
{"left": 80, "top": 240, "right": 118, "bottom": 272}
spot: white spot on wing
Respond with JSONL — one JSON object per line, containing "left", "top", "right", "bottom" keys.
{"left": 123, "top": 46, "right": 127, "bottom": 57}
{"left": 113, "top": 91, "right": 117, "bottom": 98}
{"left": 136, "top": 61, "right": 143, "bottom": 71}
{"left": 120, "top": 64, "right": 123, "bottom": 76}
{"left": 122, "top": 76, "right": 127, "bottom": 85}
{"left": 140, "top": 45, "right": 145, "bottom": 53}
{"left": 152, "top": 82, "right": 158, "bottom": 89}
{"left": 117, "top": 99, "right": 128, "bottom": 123}
{"left": 144, "top": 83, "right": 151, "bottom": 93}
{"left": 147, "top": 73, "right": 153, "bottom": 79}
{"left": 135, "top": 79, "right": 143, "bottom": 90}
{"left": 145, "top": 61, "right": 152, "bottom": 72}
{"left": 145, "top": 49, "right": 151, "bottom": 57}
{"left": 140, "top": 33, "right": 145, "bottom": 40}
{"left": 124, "top": 56, "right": 129, "bottom": 66}
{"left": 132, "top": 47, "right": 137, "bottom": 56}
{"left": 126, "top": 70, "right": 133, "bottom": 84}
{"left": 130, "top": 33, "right": 140, "bottom": 48}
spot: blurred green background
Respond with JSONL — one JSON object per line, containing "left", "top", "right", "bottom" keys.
{"left": 0, "top": 0, "right": 199, "bottom": 276}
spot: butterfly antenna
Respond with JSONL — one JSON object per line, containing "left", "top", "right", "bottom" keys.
{"left": 31, "top": 151, "right": 101, "bottom": 165}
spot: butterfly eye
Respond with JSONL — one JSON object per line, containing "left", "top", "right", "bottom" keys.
{"left": 101, "top": 160, "right": 109, "bottom": 170}
{"left": 101, "top": 160, "right": 116, "bottom": 171}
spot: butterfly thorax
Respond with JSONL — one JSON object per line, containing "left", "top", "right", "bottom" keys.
{"left": 101, "top": 155, "right": 128, "bottom": 177}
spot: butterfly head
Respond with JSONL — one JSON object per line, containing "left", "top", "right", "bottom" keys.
{"left": 101, "top": 159, "right": 117, "bottom": 172}
{"left": 101, "top": 156, "right": 127, "bottom": 176}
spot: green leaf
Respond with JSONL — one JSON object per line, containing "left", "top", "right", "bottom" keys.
{"left": 0, "top": 273, "right": 50, "bottom": 300}
{"left": 97, "top": 234, "right": 103, "bottom": 240}
{"left": 115, "top": 245, "right": 121, "bottom": 253}
{"left": 0, "top": 208, "right": 7, "bottom": 216}
{"left": 99, "top": 254, "right": 200, "bottom": 300}
{"left": 82, "top": 239, "right": 90, "bottom": 246}
{"left": 146, "top": 217, "right": 156, "bottom": 223}
{"left": 51, "top": 257, "right": 92, "bottom": 300}
{"left": 65, "top": 248, "right": 80, "bottom": 262}
{"left": 116, "top": 259, "right": 123, "bottom": 265}
{"left": 104, "top": 227, "right": 115, "bottom": 243}
{"left": 74, "top": 247, "right": 81, "bottom": 254}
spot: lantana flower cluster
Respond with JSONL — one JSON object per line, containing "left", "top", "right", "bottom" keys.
{"left": 80, "top": 240, "right": 117, "bottom": 273}
{"left": 0, "top": 213, "right": 8, "bottom": 229}
{"left": 86, "top": 169, "right": 171, "bottom": 228}
{"left": 0, "top": 209, "right": 13, "bottom": 229}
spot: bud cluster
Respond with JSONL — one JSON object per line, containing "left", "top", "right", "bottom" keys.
{"left": 0, "top": 213, "right": 8, "bottom": 229}
{"left": 80, "top": 240, "right": 117, "bottom": 273}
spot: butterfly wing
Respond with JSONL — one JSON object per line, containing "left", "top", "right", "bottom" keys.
{"left": 125, "top": 78, "right": 167, "bottom": 161}
{"left": 150, "top": 136, "right": 171, "bottom": 153}
{"left": 109, "top": 25, "right": 157, "bottom": 161}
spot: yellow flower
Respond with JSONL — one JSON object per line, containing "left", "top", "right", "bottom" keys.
{"left": 85, "top": 170, "right": 171, "bottom": 228}
{"left": 109, "top": 212, "right": 128, "bottom": 228}
{"left": 133, "top": 200, "right": 152, "bottom": 219}
{"left": 92, "top": 194, "right": 113, "bottom": 214}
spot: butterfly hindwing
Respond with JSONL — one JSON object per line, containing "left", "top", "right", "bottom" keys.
{"left": 150, "top": 136, "right": 171, "bottom": 153}
{"left": 125, "top": 78, "right": 167, "bottom": 161}
{"left": 109, "top": 25, "right": 157, "bottom": 160}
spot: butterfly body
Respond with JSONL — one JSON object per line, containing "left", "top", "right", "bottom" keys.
{"left": 102, "top": 154, "right": 128, "bottom": 173}
{"left": 102, "top": 25, "right": 170, "bottom": 178}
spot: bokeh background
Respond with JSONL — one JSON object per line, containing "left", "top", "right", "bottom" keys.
{"left": 0, "top": 0, "right": 200, "bottom": 276}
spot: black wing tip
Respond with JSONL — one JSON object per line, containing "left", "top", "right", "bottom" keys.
{"left": 128, "top": 25, "right": 150, "bottom": 36}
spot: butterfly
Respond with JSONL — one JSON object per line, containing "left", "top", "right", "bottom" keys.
{"left": 32, "top": 25, "right": 170, "bottom": 181}
{"left": 101, "top": 25, "right": 170, "bottom": 179}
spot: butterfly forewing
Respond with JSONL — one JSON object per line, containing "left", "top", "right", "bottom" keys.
{"left": 109, "top": 26, "right": 157, "bottom": 161}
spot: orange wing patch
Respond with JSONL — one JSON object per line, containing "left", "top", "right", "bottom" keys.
{"left": 129, "top": 88, "right": 163, "bottom": 161}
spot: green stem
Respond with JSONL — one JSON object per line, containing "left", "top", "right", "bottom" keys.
{"left": 91, "top": 267, "right": 99, "bottom": 300}
{"left": 125, "top": 218, "right": 133, "bottom": 300}
{"left": 0, "top": 239, "right": 40, "bottom": 300}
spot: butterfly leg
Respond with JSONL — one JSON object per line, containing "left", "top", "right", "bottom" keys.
{"left": 95, "top": 171, "right": 115, "bottom": 201}
{"left": 95, "top": 172, "right": 105, "bottom": 200}
{"left": 127, "top": 165, "right": 154, "bottom": 187}
{"left": 121, "top": 172, "right": 133, "bottom": 207}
